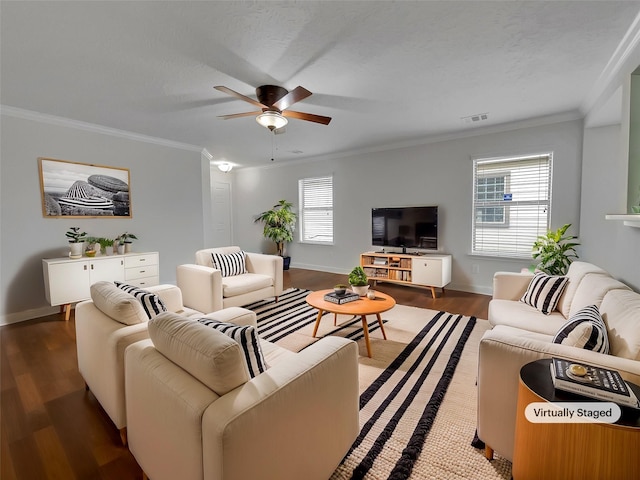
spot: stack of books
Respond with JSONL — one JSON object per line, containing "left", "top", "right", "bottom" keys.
{"left": 550, "top": 357, "right": 639, "bottom": 409}
{"left": 324, "top": 291, "right": 360, "bottom": 305}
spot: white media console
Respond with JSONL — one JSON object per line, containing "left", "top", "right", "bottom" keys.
{"left": 360, "top": 251, "right": 452, "bottom": 299}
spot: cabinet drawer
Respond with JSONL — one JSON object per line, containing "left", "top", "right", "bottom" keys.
{"left": 124, "top": 253, "right": 158, "bottom": 268}
{"left": 125, "top": 276, "right": 160, "bottom": 289}
{"left": 125, "top": 264, "right": 159, "bottom": 281}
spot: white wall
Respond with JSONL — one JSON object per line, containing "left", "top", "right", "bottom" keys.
{"left": 0, "top": 114, "right": 206, "bottom": 324}
{"left": 233, "top": 119, "right": 584, "bottom": 294}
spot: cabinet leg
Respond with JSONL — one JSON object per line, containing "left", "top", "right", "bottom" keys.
{"left": 430, "top": 286, "right": 437, "bottom": 299}
{"left": 64, "top": 304, "right": 71, "bottom": 321}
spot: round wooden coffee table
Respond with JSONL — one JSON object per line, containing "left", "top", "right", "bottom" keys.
{"left": 305, "top": 289, "right": 396, "bottom": 357}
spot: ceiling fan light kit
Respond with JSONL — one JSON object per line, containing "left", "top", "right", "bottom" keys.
{"left": 215, "top": 84, "right": 332, "bottom": 130}
{"left": 256, "top": 110, "right": 288, "bottom": 131}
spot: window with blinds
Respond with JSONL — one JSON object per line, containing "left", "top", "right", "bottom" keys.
{"left": 298, "top": 175, "right": 334, "bottom": 244}
{"left": 472, "top": 153, "right": 552, "bottom": 257}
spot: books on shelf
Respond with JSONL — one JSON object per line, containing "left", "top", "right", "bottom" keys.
{"left": 550, "top": 357, "right": 640, "bottom": 409}
{"left": 323, "top": 291, "right": 360, "bottom": 305}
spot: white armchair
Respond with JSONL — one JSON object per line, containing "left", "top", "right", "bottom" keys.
{"left": 75, "top": 281, "right": 256, "bottom": 445}
{"left": 177, "top": 246, "right": 283, "bottom": 313}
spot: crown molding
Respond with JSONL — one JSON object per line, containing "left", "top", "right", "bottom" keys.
{"left": 582, "top": 11, "right": 640, "bottom": 117}
{"left": 0, "top": 105, "right": 202, "bottom": 152}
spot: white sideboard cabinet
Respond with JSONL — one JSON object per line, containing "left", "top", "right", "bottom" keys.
{"left": 361, "top": 252, "right": 452, "bottom": 298}
{"left": 43, "top": 252, "right": 159, "bottom": 320}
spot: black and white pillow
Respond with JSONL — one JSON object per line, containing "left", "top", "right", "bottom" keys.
{"left": 520, "top": 272, "right": 569, "bottom": 315}
{"left": 553, "top": 305, "right": 610, "bottom": 354}
{"left": 114, "top": 282, "right": 167, "bottom": 320}
{"left": 197, "top": 318, "right": 267, "bottom": 378}
{"left": 211, "top": 251, "right": 247, "bottom": 277}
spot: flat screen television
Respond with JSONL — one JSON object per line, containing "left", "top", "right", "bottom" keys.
{"left": 371, "top": 206, "right": 438, "bottom": 251}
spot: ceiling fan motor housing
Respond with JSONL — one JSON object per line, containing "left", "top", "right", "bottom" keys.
{"left": 256, "top": 85, "right": 288, "bottom": 109}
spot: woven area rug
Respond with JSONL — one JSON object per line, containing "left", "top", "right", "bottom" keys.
{"left": 247, "top": 289, "right": 512, "bottom": 480}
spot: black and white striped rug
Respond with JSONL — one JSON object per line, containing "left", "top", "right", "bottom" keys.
{"left": 247, "top": 289, "right": 512, "bottom": 479}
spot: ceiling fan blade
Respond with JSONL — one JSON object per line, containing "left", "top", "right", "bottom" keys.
{"left": 214, "top": 86, "right": 266, "bottom": 109}
{"left": 218, "top": 111, "right": 262, "bottom": 120}
{"left": 282, "top": 110, "right": 332, "bottom": 125}
{"left": 272, "top": 86, "right": 312, "bottom": 111}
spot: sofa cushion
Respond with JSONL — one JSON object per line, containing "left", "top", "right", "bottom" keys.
{"left": 114, "top": 282, "right": 167, "bottom": 319}
{"left": 556, "top": 262, "right": 609, "bottom": 318}
{"left": 552, "top": 305, "right": 609, "bottom": 354}
{"left": 520, "top": 272, "right": 569, "bottom": 315}
{"left": 197, "top": 318, "right": 267, "bottom": 377}
{"left": 222, "top": 273, "right": 274, "bottom": 297}
{"left": 600, "top": 289, "right": 640, "bottom": 361}
{"left": 148, "top": 312, "right": 249, "bottom": 395}
{"left": 211, "top": 250, "right": 247, "bottom": 277}
{"left": 568, "top": 274, "right": 631, "bottom": 318}
{"left": 90, "top": 281, "right": 148, "bottom": 325}
{"left": 488, "top": 299, "right": 568, "bottom": 335}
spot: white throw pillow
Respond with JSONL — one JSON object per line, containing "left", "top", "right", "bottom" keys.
{"left": 553, "top": 305, "right": 609, "bottom": 354}
{"left": 520, "top": 272, "right": 569, "bottom": 315}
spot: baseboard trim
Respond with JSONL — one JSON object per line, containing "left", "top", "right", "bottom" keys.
{"left": 1, "top": 306, "right": 60, "bottom": 326}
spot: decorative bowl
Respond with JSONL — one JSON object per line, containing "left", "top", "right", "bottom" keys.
{"left": 334, "top": 284, "right": 348, "bottom": 295}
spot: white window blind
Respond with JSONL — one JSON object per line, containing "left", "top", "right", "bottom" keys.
{"left": 298, "top": 175, "right": 333, "bottom": 244}
{"left": 472, "top": 153, "right": 552, "bottom": 257}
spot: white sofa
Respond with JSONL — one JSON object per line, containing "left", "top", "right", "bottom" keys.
{"left": 477, "top": 261, "right": 640, "bottom": 461}
{"left": 75, "top": 281, "right": 256, "bottom": 445}
{"left": 125, "top": 312, "right": 359, "bottom": 480}
{"left": 177, "top": 246, "right": 283, "bottom": 313}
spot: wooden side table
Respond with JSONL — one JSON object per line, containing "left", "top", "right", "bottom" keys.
{"left": 512, "top": 359, "right": 640, "bottom": 480}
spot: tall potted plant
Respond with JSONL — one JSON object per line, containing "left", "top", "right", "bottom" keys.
{"left": 255, "top": 199, "right": 297, "bottom": 270}
{"left": 531, "top": 223, "right": 580, "bottom": 275}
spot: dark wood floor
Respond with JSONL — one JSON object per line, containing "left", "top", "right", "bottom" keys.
{"left": 1, "top": 268, "right": 490, "bottom": 480}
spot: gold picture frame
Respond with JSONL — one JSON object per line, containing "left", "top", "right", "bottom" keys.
{"left": 38, "top": 157, "right": 132, "bottom": 218}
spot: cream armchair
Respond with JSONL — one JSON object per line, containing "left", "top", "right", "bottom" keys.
{"left": 177, "top": 246, "right": 283, "bottom": 313}
{"left": 75, "top": 281, "right": 256, "bottom": 445}
{"left": 125, "top": 312, "right": 359, "bottom": 480}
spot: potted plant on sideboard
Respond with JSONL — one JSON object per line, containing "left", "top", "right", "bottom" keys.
{"left": 254, "top": 199, "right": 297, "bottom": 270}
{"left": 349, "top": 266, "right": 370, "bottom": 296}
{"left": 118, "top": 232, "right": 138, "bottom": 253}
{"left": 66, "top": 227, "right": 87, "bottom": 259}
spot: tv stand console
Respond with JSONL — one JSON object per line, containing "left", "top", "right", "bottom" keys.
{"left": 360, "top": 252, "right": 452, "bottom": 299}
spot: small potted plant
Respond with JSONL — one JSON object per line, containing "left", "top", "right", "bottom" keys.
{"left": 118, "top": 232, "right": 138, "bottom": 253}
{"left": 84, "top": 237, "right": 99, "bottom": 257}
{"left": 98, "top": 237, "right": 114, "bottom": 255}
{"left": 66, "top": 227, "right": 87, "bottom": 259}
{"left": 348, "top": 266, "right": 369, "bottom": 296}
{"left": 334, "top": 284, "right": 349, "bottom": 295}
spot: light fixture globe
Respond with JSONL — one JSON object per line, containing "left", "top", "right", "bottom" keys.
{"left": 256, "top": 110, "right": 288, "bottom": 131}
{"left": 217, "top": 162, "right": 233, "bottom": 173}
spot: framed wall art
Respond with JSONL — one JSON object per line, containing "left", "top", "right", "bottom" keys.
{"left": 38, "top": 157, "right": 132, "bottom": 218}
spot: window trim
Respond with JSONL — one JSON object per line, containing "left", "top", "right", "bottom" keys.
{"left": 298, "top": 174, "right": 334, "bottom": 245}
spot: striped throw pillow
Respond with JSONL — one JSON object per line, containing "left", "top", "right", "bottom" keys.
{"left": 553, "top": 305, "right": 610, "bottom": 353}
{"left": 211, "top": 251, "right": 247, "bottom": 277}
{"left": 520, "top": 272, "right": 569, "bottom": 315}
{"left": 197, "top": 318, "right": 267, "bottom": 378}
{"left": 114, "top": 282, "right": 167, "bottom": 320}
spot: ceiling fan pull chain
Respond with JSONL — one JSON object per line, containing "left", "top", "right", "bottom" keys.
{"left": 271, "top": 132, "right": 275, "bottom": 162}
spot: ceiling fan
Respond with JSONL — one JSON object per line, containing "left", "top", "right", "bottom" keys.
{"left": 214, "top": 85, "right": 332, "bottom": 131}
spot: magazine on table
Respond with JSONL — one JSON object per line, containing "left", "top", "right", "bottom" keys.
{"left": 550, "top": 357, "right": 639, "bottom": 409}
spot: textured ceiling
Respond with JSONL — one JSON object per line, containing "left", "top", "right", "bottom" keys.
{"left": 2, "top": 1, "right": 639, "bottom": 168}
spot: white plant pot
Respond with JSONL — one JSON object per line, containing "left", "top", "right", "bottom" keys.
{"left": 124, "top": 242, "right": 132, "bottom": 253}
{"left": 69, "top": 242, "right": 83, "bottom": 259}
{"left": 350, "top": 284, "right": 370, "bottom": 297}
{"left": 117, "top": 244, "right": 125, "bottom": 255}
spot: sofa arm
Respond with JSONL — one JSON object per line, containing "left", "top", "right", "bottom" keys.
{"left": 492, "top": 271, "right": 533, "bottom": 300}
{"left": 245, "top": 253, "right": 284, "bottom": 296}
{"left": 176, "top": 264, "right": 223, "bottom": 313}
{"left": 146, "top": 284, "right": 188, "bottom": 313}
{"left": 199, "top": 306, "right": 257, "bottom": 327}
{"left": 202, "top": 337, "right": 359, "bottom": 480}
{"left": 477, "top": 326, "right": 640, "bottom": 461}
{"left": 75, "top": 301, "right": 149, "bottom": 430}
